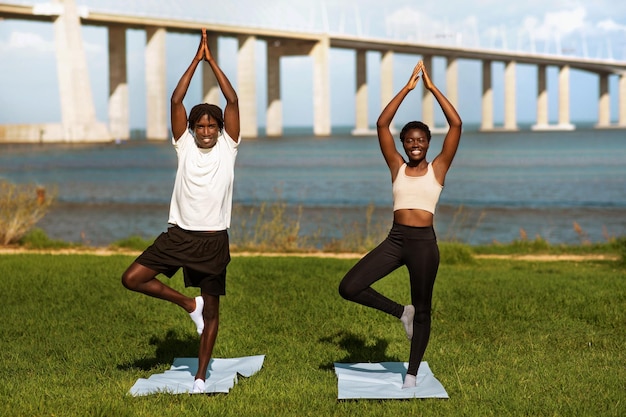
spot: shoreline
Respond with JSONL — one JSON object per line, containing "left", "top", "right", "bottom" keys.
{"left": 0, "top": 246, "right": 618, "bottom": 261}
{"left": 34, "top": 201, "right": 626, "bottom": 248}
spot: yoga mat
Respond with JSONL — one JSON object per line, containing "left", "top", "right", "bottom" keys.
{"left": 333, "top": 361, "right": 449, "bottom": 399}
{"left": 129, "top": 355, "right": 265, "bottom": 396}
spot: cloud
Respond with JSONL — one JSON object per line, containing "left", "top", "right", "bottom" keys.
{"left": 0, "top": 29, "right": 102, "bottom": 54}
{"left": 478, "top": 5, "right": 625, "bottom": 56}
{"left": 597, "top": 18, "right": 626, "bottom": 33}
{"left": 519, "top": 6, "right": 587, "bottom": 42}
{"left": 0, "top": 31, "right": 54, "bottom": 52}
{"left": 384, "top": 7, "right": 473, "bottom": 45}
{"left": 381, "top": 4, "right": 617, "bottom": 53}
{"left": 543, "top": 7, "right": 587, "bottom": 35}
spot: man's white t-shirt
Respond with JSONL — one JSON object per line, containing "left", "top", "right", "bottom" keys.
{"left": 168, "top": 129, "right": 240, "bottom": 231}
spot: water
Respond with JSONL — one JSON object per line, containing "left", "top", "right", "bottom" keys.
{"left": 1, "top": 125, "right": 625, "bottom": 247}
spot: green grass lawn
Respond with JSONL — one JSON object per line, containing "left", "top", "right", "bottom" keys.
{"left": 0, "top": 254, "right": 623, "bottom": 416}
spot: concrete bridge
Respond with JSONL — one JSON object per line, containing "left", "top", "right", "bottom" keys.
{"left": 1, "top": 0, "right": 625, "bottom": 142}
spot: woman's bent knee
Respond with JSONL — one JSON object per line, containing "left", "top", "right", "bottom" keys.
{"left": 338, "top": 279, "right": 356, "bottom": 300}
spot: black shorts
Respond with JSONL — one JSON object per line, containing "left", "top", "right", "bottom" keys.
{"left": 134, "top": 225, "right": 230, "bottom": 296}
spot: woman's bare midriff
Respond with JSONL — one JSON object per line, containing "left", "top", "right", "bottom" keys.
{"left": 393, "top": 209, "right": 434, "bottom": 227}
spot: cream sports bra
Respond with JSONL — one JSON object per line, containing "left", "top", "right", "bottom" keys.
{"left": 392, "top": 163, "right": 443, "bottom": 214}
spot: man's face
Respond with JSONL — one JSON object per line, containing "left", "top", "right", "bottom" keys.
{"left": 192, "top": 114, "right": 220, "bottom": 149}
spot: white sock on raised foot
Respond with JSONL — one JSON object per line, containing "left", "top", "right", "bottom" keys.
{"left": 189, "top": 296, "right": 204, "bottom": 335}
{"left": 192, "top": 378, "right": 205, "bottom": 393}
{"left": 400, "top": 305, "right": 415, "bottom": 340}
{"left": 402, "top": 374, "right": 417, "bottom": 389}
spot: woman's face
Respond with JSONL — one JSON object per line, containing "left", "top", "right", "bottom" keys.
{"left": 192, "top": 114, "right": 220, "bottom": 149}
{"left": 402, "top": 128, "right": 430, "bottom": 162}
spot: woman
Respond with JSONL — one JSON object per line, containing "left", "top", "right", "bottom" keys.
{"left": 121, "top": 28, "right": 240, "bottom": 394}
{"left": 339, "top": 61, "right": 461, "bottom": 388}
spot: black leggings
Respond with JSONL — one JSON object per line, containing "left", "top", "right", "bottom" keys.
{"left": 338, "top": 223, "right": 439, "bottom": 376}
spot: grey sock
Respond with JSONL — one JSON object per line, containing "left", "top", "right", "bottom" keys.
{"left": 400, "top": 305, "right": 415, "bottom": 340}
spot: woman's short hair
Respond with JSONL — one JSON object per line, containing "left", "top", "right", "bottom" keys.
{"left": 400, "top": 121, "right": 431, "bottom": 142}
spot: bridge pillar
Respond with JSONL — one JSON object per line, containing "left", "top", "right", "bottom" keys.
{"left": 480, "top": 60, "right": 493, "bottom": 130}
{"left": 532, "top": 64, "right": 549, "bottom": 129}
{"left": 380, "top": 50, "right": 394, "bottom": 133}
{"left": 421, "top": 55, "right": 434, "bottom": 128}
{"left": 202, "top": 36, "right": 220, "bottom": 105}
{"left": 53, "top": 0, "right": 109, "bottom": 141}
{"left": 619, "top": 73, "right": 626, "bottom": 127}
{"left": 438, "top": 56, "right": 459, "bottom": 133}
{"left": 446, "top": 57, "right": 458, "bottom": 108}
{"left": 145, "top": 26, "right": 168, "bottom": 140}
{"left": 352, "top": 49, "right": 369, "bottom": 135}
{"left": 503, "top": 60, "right": 518, "bottom": 131}
{"left": 597, "top": 73, "right": 610, "bottom": 128}
{"left": 266, "top": 41, "right": 282, "bottom": 137}
{"left": 238, "top": 35, "right": 258, "bottom": 138}
{"left": 557, "top": 65, "right": 575, "bottom": 130}
{"left": 108, "top": 26, "right": 129, "bottom": 140}
{"left": 311, "top": 36, "right": 331, "bottom": 136}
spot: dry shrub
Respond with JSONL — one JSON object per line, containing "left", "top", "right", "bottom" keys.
{"left": 573, "top": 221, "right": 591, "bottom": 244}
{"left": 0, "top": 180, "right": 54, "bottom": 245}
{"left": 519, "top": 228, "right": 528, "bottom": 241}
{"left": 232, "top": 201, "right": 305, "bottom": 252}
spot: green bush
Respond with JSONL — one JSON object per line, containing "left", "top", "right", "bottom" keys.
{"left": 19, "top": 228, "right": 72, "bottom": 249}
{"left": 110, "top": 235, "right": 154, "bottom": 251}
{"left": 615, "top": 237, "right": 626, "bottom": 266}
{"left": 439, "top": 241, "right": 474, "bottom": 264}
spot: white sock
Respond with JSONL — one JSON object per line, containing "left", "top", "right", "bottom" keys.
{"left": 400, "top": 305, "right": 415, "bottom": 340}
{"left": 402, "top": 374, "right": 417, "bottom": 389}
{"left": 189, "top": 296, "right": 204, "bottom": 335}
{"left": 192, "top": 378, "right": 205, "bottom": 393}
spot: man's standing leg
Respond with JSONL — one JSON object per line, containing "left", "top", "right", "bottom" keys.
{"left": 193, "top": 293, "right": 220, "bottom": 392}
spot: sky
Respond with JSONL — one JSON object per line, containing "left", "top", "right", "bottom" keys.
{"left": 1, "top": 0, "right": 626, "bottom": 130}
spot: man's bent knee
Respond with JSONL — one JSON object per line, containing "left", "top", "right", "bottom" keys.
{"left": 121, "top": 270, "right": 137, "bottom": 290}
{"left": 121, "top": 263, "right": 155, "bottom": 291}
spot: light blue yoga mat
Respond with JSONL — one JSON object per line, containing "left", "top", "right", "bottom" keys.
{"left": 129, "top": 355, "right": 265, "bottom": 396}
{"left": 333, "top": 361, "right": 449, "bottom": 399}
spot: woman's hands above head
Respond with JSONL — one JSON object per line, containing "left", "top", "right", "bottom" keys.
{"left": 421, "top": 62, "right": 434, "bottom": 91}
{"left": 404, "top": 61, "right": 434, "bottom": 92}
{"left": 405, "top": 61, "right": 423, "bottom": 91}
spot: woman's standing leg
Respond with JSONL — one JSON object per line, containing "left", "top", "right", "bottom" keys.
{"left": 402, "top": 230, "right": 439, "bottom": 386}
